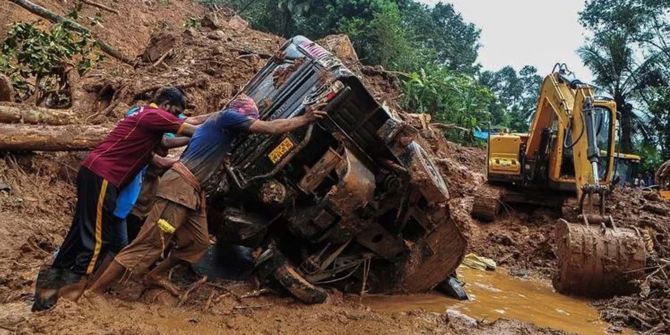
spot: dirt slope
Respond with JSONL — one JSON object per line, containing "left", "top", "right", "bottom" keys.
{"left": 2, "top": 0, "right": 205, "bottom": 57}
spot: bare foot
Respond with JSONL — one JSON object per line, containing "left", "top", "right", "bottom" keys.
{"left": 78, "top": 290, "right": 110, "bottom": 310}
{"left": 144, "top": 275, "right": 181, "bottom": 297}
{"left": 59, "top": 277, "right": 89, "bottom": 302}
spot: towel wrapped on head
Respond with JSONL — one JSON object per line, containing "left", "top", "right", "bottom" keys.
{"left": 229, "top": 94, "right": 259, "bottom": 119}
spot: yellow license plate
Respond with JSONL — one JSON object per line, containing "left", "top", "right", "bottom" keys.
{"left": 268, "top": 137, "right": 295, "bottom": 164}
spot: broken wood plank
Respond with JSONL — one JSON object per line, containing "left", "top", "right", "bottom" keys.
{"left": 0, "top": 124, "right": 110, "bottom": 151}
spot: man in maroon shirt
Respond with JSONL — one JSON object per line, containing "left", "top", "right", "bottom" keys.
{"left": 32, "top": 87, "right": 203, "bottom": 311}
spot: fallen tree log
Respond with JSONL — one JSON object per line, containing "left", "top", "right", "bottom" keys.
{"left": 0, "top": 124, "right": 110, "bottom": 151}
{"left": 0, "top": 104, "right": 78, "bottom": 125}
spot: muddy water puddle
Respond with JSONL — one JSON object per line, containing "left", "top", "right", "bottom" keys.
{"left": 364, "top": 266, "right": 630, "bottom": 335}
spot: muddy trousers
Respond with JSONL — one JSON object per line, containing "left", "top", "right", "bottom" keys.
{"left": 114, "top": 197, "right": 209, "bottom": 274}
{"left": 52, "top": 167, "right": 124, "bottom": 276}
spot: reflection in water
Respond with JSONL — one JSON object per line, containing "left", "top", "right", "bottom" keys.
{"left": 364, "top": 266, "right": 630, "bottom": 335}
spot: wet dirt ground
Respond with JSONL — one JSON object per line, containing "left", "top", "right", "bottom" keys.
{"left": 2, "top": 1, "right": 669, "bottom": 332}
{"left": 0, "top": 154, "right": 567, "bottom": 335}
{"left": 365, "top": 266, "right": 631, "bottom": 335}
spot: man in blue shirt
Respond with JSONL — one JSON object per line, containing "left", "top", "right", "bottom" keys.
{"left": 88, "top": 95, "right": 326, "bottom": 296}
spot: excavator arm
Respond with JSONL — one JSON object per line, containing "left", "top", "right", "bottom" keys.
{"left": 570, "top": 86, "right": 616, "bottom": 215}
{"left": 524, "top": 65, "right": 616, "bottom": 215}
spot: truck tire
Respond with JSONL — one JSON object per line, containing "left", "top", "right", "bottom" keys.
{"left": 273, "top": 263, "right": 328, "bottom": 304}
{"left": 406, "top": 142, "right": 449, "bottom": 203}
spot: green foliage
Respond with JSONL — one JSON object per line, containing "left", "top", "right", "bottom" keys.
{"left": 647, "top": 86, "right": 670, "bottom": 158}
{"left": 401, "top": 67, "right": 494, "bottom": 142}
{"left": 214, "top": 0, "right": 479, "bottom": 73}
{"left": 398, "top": 1, "right": 480, "bottom": 74}
{"left": 0, "top": 22, "right": 102, "bottom": 102}
{"left": 635, "top": 141, "right": 665, "bottom": 174}
{"left": 479, "top": 65, "right": 542, "bottom": 132}
{"left": 338, "top": 1, "right": 420, "bottom": 70}
{"left": 579, "top": 0, "right": 670, "bottom": 161}
{"left": 184, "top": 16, "right": 202, "bottom": 28}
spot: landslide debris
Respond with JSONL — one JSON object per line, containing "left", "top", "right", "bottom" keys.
{"left": 1, "top": 5, "right": 669, "bottom": 335}
{"left": 594, "top": 188, "right": 670, "bottom": 333}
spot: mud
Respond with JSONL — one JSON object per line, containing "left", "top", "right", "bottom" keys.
{"left": 365, "top": 266, "right": 631, "bottom": 335}
{"left": 0, "top": 153, "right": 562, "bottom": 334}
{"left": 272, "top": 57, "right": 305, "bottom": 88}
{"left": 2, "top": 0, "right": 670, "bottom": 333}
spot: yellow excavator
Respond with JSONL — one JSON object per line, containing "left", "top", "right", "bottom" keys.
{"left": 472, "top": 64, "right": 647, "bottom": 297}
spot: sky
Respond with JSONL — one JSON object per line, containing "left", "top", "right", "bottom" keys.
{"left": 419, "top": 0, "right": 594, "bottom": 81}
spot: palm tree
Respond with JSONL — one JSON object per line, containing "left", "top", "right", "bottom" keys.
{"left": 578, "top": 31, "right": 660, "bottom": 152}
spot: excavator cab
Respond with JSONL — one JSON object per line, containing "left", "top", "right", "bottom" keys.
{"left": 611, "top": 153, "right": 640, "bottom": 186}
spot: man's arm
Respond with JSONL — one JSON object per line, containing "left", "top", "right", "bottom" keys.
{"left": 151, "top": 154, "right": 179, "bottom": 169}
{"left": 140, "top": 110, "right": 198, "bottom": 137}
{"left": 176, "top": 123, "right": 198, "bottom": 137}
{"left": 184, "top": 112, "right": 215, "bottom": 125}
{"left": 248, "top": 104, "right": 327, "bottom": 135}
{"left": 161, "top": 136, "right": 190, "bottom": 149}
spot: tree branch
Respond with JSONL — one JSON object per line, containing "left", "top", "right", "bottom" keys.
{"left": 80, "top": 0, "right": 120, "bottom": 15}
{"left": 8, "top": 0, "right": 133, "bottom": 64}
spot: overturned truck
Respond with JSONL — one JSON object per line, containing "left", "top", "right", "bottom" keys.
{"left": 205, "top": 36, "right": 466, "bottom": 303}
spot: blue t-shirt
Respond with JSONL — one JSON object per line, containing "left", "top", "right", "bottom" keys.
{"left": 181, "top": 109, "right": 253, "bottom": 184}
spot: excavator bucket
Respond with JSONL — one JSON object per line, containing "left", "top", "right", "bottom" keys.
{"left": 553, "top": 218, "right": 647, "bottom": 297}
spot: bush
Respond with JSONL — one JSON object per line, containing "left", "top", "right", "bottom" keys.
{"left": 0, "top": 22, "right": 102, "bottom": 104}
{"left": 401, "top": 67, "right": 494, "bottom": 143}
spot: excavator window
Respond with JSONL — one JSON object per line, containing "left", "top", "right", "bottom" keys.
{"left": 560, "top": 107, "right": 613, "bottom": 180}
{"left": 594, "top": 107, "right": 613, "bottom": 180}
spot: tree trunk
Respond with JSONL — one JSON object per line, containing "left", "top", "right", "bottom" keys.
{"left": 0, "top": 124, "right": 110, "bottom": 151}
{"left": 615, "top": 93, "right": 633, "bottom": 153}
{"left": 8, "top": 0, "right": 134, "bottom": 64}
{"left": 0, "top": 75, "right": 14, "bottom": 102}
{"left": 0, "top": 103, "right": 78, "bottom": 125}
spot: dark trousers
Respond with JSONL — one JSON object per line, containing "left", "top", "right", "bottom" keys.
{"left": 52, "top": 166, "right": 123, "bottom": 275}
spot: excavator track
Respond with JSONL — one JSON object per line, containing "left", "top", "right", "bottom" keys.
{"left": 471, "top": 185, "right": 504, "bottom": 222}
